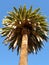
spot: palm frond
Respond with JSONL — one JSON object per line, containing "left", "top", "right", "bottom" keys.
{"left": 0, "top": 5, "right": 49, "bottom": 54}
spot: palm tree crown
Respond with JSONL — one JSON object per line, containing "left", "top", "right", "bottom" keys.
{"left": 0, "top": 5, "right": 49, "bottom": 54}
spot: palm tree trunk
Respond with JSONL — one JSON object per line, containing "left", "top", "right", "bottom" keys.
{"left": 19, "top": 34, "right": 28, "bottom": 65}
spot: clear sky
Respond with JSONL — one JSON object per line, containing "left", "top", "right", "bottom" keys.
{"left": 0, "top": 0, "right": 49, "bottom": 65}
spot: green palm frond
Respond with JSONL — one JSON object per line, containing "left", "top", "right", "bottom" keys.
{"left": 0, "top": 5, "right": 49, "bottom": 54}
{"left": 33, "top": 8, "right": 40, "bottom": 14}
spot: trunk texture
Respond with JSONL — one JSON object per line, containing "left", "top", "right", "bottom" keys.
{"left": 19, "top": 34, "right": 28, "bottom": 65}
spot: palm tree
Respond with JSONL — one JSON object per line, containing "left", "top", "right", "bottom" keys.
{"left": 0, "top": 5, "right": 49, "bottom": 65}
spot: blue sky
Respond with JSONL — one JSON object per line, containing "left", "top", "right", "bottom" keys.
{"left": 0, "top": 0, "right": 49, "bottom": 65}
